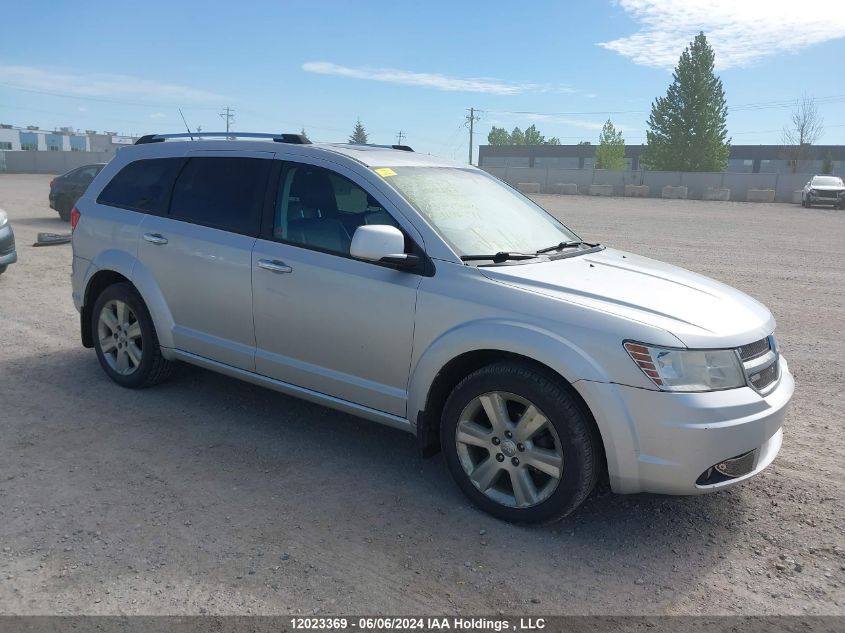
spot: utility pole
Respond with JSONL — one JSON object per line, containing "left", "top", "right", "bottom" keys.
{"left": 465, "top": 107, "right": 482, "bottom": 165}
{"left": 219, "top": 106, "right": 235, "bottom": 136}
{"left": 396, "top": 130, "right": 406, "bottom": 145}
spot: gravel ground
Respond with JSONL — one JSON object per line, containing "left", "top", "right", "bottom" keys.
{"left": 0, "top": 174, "right": 843, "bottom": 616}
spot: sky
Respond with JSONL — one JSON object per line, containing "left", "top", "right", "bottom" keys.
{"left": 2, "top": 0, "right": 845, "bottom": 161}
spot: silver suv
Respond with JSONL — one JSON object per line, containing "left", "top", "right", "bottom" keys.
{"left": 71, "top": 132, "right": 794, "bottom": 523}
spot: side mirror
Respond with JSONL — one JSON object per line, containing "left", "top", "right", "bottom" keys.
{"left": 350, "top": 224, "right": 419, "bottom": 269}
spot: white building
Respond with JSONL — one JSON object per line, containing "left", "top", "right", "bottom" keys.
{"left": 0, "top": 125, "right": 137, "bottom": 154}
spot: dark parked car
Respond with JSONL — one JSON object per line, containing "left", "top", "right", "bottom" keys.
{"left": 49, "top": 164, "right": 106, "bottom": 220}
{"left": 0, "top": 209, "right": 17, "bottom": 275}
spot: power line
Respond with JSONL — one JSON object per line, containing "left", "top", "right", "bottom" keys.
{"left": 396, "top": 130, "right": 406, "bottom": 145}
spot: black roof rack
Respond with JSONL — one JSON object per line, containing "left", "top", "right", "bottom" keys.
{"left": 343, "top": 142, "right": 414, "bottom": 152}
{"left": 134, "top": 132, "right": 312, "bottom": 145}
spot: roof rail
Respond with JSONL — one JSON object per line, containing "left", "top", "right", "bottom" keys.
{"left": 134, "top": 132, "right": 312, "bottom": 145}
{"left": 344, "top": 142, "right": 414, "bottom": 152}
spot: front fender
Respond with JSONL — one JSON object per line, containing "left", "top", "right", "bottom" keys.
{"left": 406, "top": 318, "right": 611, "bottom": 421}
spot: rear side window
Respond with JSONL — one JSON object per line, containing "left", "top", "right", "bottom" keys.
{"left": 97, "top": 158, "right": 184, "bottom": 214}
{"left": 169, "top": 157, "right": 271, "bottom": 235}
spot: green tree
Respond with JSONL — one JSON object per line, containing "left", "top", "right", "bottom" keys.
{"left": 643, "top": 32, "right": 730, "bottom": 171}
{"left": 822, "top": 151, "right": 833, "bottom": 175}
{"left": 523, "top": 124, "right": 545, "bottom": 145}
{"left": 348, "top": 119, "right": 368, "bottom": 144}
{"left": 546, "top": 136, "right": 561, "bottom": 145}
{"left": 595, "top": 119, "right": 626, "bottom": 170}
{"left": 577, "top": 141, "right": 591, "bottom": 145}
{"left": 509, "top": 127, "right": 525, "bottom": 145}
{"left": 487, "top": 126, "right": 511, "bottom": 145}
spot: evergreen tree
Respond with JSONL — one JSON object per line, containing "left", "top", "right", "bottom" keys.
{"left": 348, "top": 119, "right": 369, "bottom": 144}
{"left": 488, "top": 126, "right": 511, "bottom": 145}
{"left": 595, "top": 119, "right": 626, "bottom": 170}
{"left": 509, "top": 127, "right": 525, "bottom": 145}
{"left": 643, "top": 32, "right": 730, "bottom": 171}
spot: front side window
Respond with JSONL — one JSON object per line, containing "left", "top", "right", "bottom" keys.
{"left": 380, "top": 167, "right": 578, "bottom": 256}
{"left": 98, "top": 158, "right": 185, "bottom": 214}
{"left": 169, "top": 157, "right": 271, "bottom": 235}
{"left": 273, "top": 164, "right": 399, "bottom": 256}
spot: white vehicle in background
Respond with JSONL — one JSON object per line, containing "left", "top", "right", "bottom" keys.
{"left": 802, "top": 175, "right": 845, "bottom": 208}
{"left": 70, "top": 131, "right": 794, "bottom": 524}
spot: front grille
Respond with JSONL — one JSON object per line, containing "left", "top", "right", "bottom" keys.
{"left": 815, "top": 190, "right": 840, "bottom": 199}
{"left": 738, "top": 335, "right": 779, "bottom": 393}
{"left": 738, "top": 338, "right": 770, "bottom": 361}
{"left": 696, "top": 449, "right": 758, "bottom": 485}
{"left": 748, "top": 360, "right": 779, "bottom": 391}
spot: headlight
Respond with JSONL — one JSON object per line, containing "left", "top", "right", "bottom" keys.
{"left": 624, "top": 342, "right": 746, "bottom": 392}
{"left": 0, "top": 210, "right": 7, "bottom": 228}
{"left": 809, "top": 189, "right": 816, "bottom": 195}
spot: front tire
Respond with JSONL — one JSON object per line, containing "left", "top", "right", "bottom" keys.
{"left": 91, "top": 283, "right": 173, "bottom": 388}
{"left": 440, "top": 362, "right": 600, "bottom": 524}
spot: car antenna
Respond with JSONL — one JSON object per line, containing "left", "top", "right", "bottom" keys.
{"left": 178, "top": 108, "right": 195, "bottom": 140}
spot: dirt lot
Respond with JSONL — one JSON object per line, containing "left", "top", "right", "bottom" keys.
{"left": 0, "top": 174, "right": 843, "bottom": 616}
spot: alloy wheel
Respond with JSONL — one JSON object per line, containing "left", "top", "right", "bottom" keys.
{"left": 97, "top": 299, "right": 143, "bottom": 375}
{"left": 455, "top": 391, "right": 563, "bottom": 508}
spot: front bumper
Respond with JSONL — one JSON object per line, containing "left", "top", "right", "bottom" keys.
{"left": 0, "top": 223, "right": 17, "bottom": 266}
{"left": 574, "top": 356, "right": 794, "bottom": 495}
{"left": 808, "top": 193, "right": 845, "bottom": 206}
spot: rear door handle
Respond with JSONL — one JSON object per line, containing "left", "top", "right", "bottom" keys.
{"left": 257, "top": 259, "right": 293, "bottom": 274}
{"left": 143, "top": 232, "right": 168, "bottom": 245}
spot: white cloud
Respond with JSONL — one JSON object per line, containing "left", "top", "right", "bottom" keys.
{"left": 599, "top": 0, "right": 845, "bottom": 69}
{"left": 77, "top": 106, "right": 87, "bottom": 112}
{"left": 0, "top": 64, "right": 224, "bottom": 104}
{"left": 302, "top": 61, "right": 542, "bottom": 95}
{"left": 149, "top": 112, "right": 166, "bottom": 119}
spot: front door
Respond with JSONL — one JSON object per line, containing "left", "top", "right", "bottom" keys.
{"left": 251, "top": 159, "right": 421, "bottom": 416}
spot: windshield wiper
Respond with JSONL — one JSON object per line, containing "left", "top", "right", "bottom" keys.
{"left": 460, "top": 252, "right": 539, "bottom": 263}
{"left": 535, "top": 240, "right": 598, "bottom": 254}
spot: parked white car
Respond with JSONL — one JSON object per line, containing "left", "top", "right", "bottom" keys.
{"left": 802, "top": 175, "right": 845, "bottom": 208}
{"left": 70, "top": 133, "right": 793, "bottom": 523}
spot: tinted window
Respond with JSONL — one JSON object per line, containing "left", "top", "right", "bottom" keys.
{"left": 169, "top": 157, "right": 270, "bottom": 235}
{"left": 274, "top": 164, "right": 398, "bottom": 255}
{"left": 98, "top": 158, "right": 184, "bottom": 214}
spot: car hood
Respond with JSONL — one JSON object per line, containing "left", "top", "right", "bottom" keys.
{"left": 478, "top": 247, "right": 775, "bottom": 348}
{"left": 809, "top": 185, "right": 845, "bottom": 191}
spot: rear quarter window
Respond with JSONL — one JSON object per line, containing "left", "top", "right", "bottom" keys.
{"left": 97, "top": 158, "right": 185, "bottom": 214}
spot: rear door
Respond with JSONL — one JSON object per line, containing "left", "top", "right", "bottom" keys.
{"left": 137, "top": 151, "right": 274, "bottom": 370}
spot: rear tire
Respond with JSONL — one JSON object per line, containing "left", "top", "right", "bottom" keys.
{"left": 57, "top": 197, "right": 72, "bottom": 221}
{"left": 91, "top": 282, "right": 174, "bottom": 388}
{"left": 440, "top": 362, "right": 600, "bottom": 524}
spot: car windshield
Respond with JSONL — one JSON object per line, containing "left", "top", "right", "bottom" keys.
{"left": 378, "top": 166, "right": 579, "bottom": 256}
{"left": 812, "top": 176, "right": 843, "bottom": 186}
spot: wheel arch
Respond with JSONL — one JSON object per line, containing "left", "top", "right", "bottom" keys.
{"left": 81, "top": 252, "right": 175, "bottom": 351}
{"left": 412, "top": 333, "right": 609, "bottom": 484}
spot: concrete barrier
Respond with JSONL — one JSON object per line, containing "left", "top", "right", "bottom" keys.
{"left": 516, "top": 182, "right": 541, "bottom": 194}
{"left": 703, "top": 187, "right": 731, "bottom": 201}
{"left": 589, "top": 184, "right": 613, "bottom": 196}
{"left": 792, "top": 190, "right": 803, "bottom": 204}
{"left": 624, "top": 184, "right": 649, "bottom": 197}
{"left": 747, "top": 189, "right": 776, "bottom": 203}
{"left": 550, "top": 183, "right": 578, "bottom": 195}
{"left": 662, "top": 185, "right": 688, "bottom": 199}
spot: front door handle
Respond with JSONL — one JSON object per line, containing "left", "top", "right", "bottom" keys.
{"left": 257, "top": 259, "right": 293, "bottom": 274}
{"left": 143, "top": 232, "right": 168, "bottom": 245}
